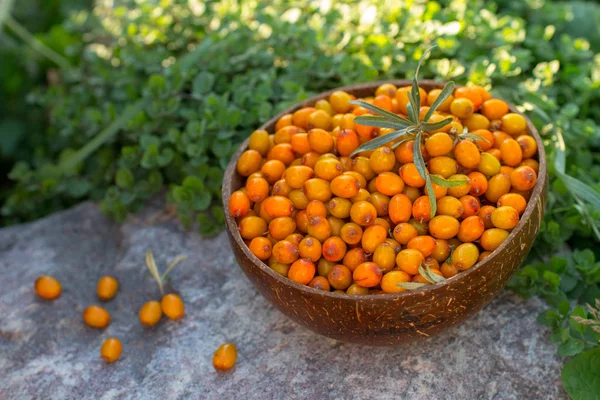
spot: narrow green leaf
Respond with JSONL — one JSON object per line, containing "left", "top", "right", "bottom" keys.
{"left": 407, "top": 89, "right": 420, "bottom": 123}
{"left": 460, "top": 132, "right": 491, "bottom": 144}
{"left": 0, "top": 0, "right": 15, "bottom": 27}
{"left": 59, "top": 99, "right": 149, "bottom": 172}
{"left": 412, "top": 133, "right": 428, "bottom": 180}
{"left": 421, "top": 117, "right": 454, "bottom": 132}
{"left": 161, "top": 255, "right": 188, "bottom": 281}
{"left": 397, "top": 282, "right": 428, "bottom": 290}
{"left": 425, "top": 177, "right": 437, "bottom": 218}
{"left": 424, "top": 81, "right": 455, "bottom": 121}
{"left": 554, "top": 128, "right": 566, "bottom": 174}
{"left": 415, "top": 46, "right": 436, "bottom": 80}
{"left": 354, "top": 115, "right": 410, "bottom": 130}
{"left": 418, "top": 265, "right": 446, "bottom": 284}
{"left": 348, "top": 100, "right": 412, "bottom": 126}
{"left": 560, "top": 173, "right": 600, "bottom": 209}
{"left": 145, "top": 249, "right": 164, "bottom": 296}
{"left": 349, "top": 128, "right": 408, "bottom": 158}
{"left": 391, "top": 135, "right": 416, "bottom": 149}
{"left": 430, "top": 175, "right": 468, "bottom": 188}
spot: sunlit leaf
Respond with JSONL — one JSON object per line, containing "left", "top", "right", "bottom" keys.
{"left": 424, "top": 81, "right": 455, "bottom": 121}
{"left": 354, "top": 115, "right": 410, "bottom": 130}
{"left": 396, "top": 282, "right": 428, "bottom": 290}
{"left": 421, "top": 117, "right": 453, "bottom": 132}
{"left": 430, "top": 174, "right": 468, "bottom": 188}
{"left": 348, "top": 100, "right": 412, "bottom": 126}
{"left": 349, "top": 128, "right": 408, "bottom": 158}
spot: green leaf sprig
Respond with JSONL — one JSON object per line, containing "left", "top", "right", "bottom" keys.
{"left": 348, "top": 47, "right": 466, "bottom": 218}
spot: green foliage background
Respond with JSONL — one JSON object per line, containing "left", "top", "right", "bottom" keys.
{"left": 1, "top": 0, "right": 600, "bottom": 396}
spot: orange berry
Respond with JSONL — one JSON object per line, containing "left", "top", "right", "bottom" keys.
{"left": 450, "top": 97, "right": 474, "bottom": 119}
{"left": 268, "top": 217, "right": 296, "bottom": 240}
{"left": 238, "top": 216, "right": 267, "bottom": 240}
{"left": 350, "top": 201, "right": 377, "bottom": 226}
{"left": 463, "top": 113, "right": 490, "bottom": 132}
{"left": 485, "top": 173, "right": 512, "bottom": 203}
{"left": 519, "top": 158, "right": 539, "bottom": 174}
{"left": 236, "top": 150, "right": 263, "bottom": 177}
{"left": 389, "top": 193, "right": 413, "bottom": 224}
{"left": 394, "top": 140, "right": 415, "bottom": 164}
{"left": 97, "top": 276, "right": 118, "bottom": 301}
{"left": 262, "top": 196, "right": 294, "bottom": 218}
{"left": 322, "top": 237, "right": 347, "bottom": 262}
{"left": 481, "top": 99, "right": 509, "bottom": 120}
{"left": 402, "top": 186, "right": 421, "bottom": 203}
{"left": 272, "top": 240, "right": 299, "bottom": 264}
{"left": 497, "top": 193, "right": 527, "bottom": 215}
{"left": 298, "top": 236, "right": 322, "bottom": 262}
{"left": 288, "top": 190, "right": 309, "bottom": 210}
{"left": 510, "top": 166, "right": 537, "bottom": 191}
{"left": 336, "top": 129, "right": 360, "bottom": 156}
{"left": 328, "top": 264, "right": 353, "bottom": 290}
{"left": 451, "top": 243, "right": 479, "bottom": 271}
{"left": 478, "top": 152, "right": 501, "bottom": 176}
{"left": 249, "top": 237, "right": 273, "bottom": 260}
{"left": 290, "top": 133, "right": 311, "bottom": 154}
{"left": 346, "top": 283, "right": 369, "bottom": 295}
{"left": 428, "top": 215, "right": 460, "bottom": 240}
{"left": 245, "top": 177, "right": 269, "bottom": 202}
{"left": 478, "top": 205, "right": 496, "bottom": 229}
{"left": 34, "top": 275, "right": 62, "bottom": 300}
{"left": 369, "top": 147, "right": 396, "bottom": 174}
{"left": 400, "top": 163, "right": 426, "bottom": 188}
{"left": 412, "top": 195, "right": 433, "bottom": 223}
{"left": 427, "top": 88, "right": 454, "bottom": 112}
{"left": 431, "top": 239, "right": 451, "bottom": 262}
{"left": 228, "top": 190, "right": 251, "bottom": 218}
{"left": 472, "top": 129, "right": 494, "bottom": 151}
{"left": 440, "top": 262, "right": 458, "bottom": 278}
{"left": 501, "top": 113, "right": 527, "bottom": 135}
{"left": 351, "top": 156, "right": 376, "bottom": 180}
{"left": 267, "top": 143, "right": 295, "bottom": 165}
{"left": 373, "top": 243, "right": 396, "bottom": 273}
{"left": 315, "top": 99, "right": 335, "bottom": 116}
{"left": 353, "top": 262, "right": 383, "bottom": 287}
{"left": 161, "top": 294, "right": 185, "bottom": 320}
{"left": 407, "top": 235, "right": 437, "bottom": 257}
{"left": 375, "top": 172, "right": 405, "bottom": 196}
{"left": 306, "top": 200, "right": 327, "bottom": 219}
{"left": 361, "top": 225, "right": 388, "bottom": 253}
{"left": 516, "top": 135, "right": 537, "bottom": 159}
{"left": 429, "top": 156, "right": 458, "bottom": 178}
{"left": 328, "top": 197, "right": 352, "bottom": 219}
{"left": 425, "top": 132, "right": 454, "bottom": 157}
{"left": 306, "top": 128, "right": 334, "bottom": 154}
{"left": 467, "top": 171, "right": 488, "bottom": 196}
{"left": 454, "top": 86, "right": 483, "bottom": 110}
{"left": 343, "top": 247, "right": 368, "bottom": 271}
{"left": 436, "top": 196, "right": 464, "bottom": 218}
{"left": 83, "top": 305, "right": 111, "bottom": 329}
{"left": 100, "top": 338, "right": 122, "bottom": 363}
{"left": 480, "top": 228, "right": 510, "bottom": 251}
{"left": 272, "top": 180, "right": 292, "bottom": 197}
{"left": 329, "top": 90, "right": 353, "bottom": 113}
{"left": 500, "top": 139, "right": 523, "bottom": 166}
{"left": 454, "top": 140, "right": 481, "bottom": 169}
{"left": 269, "top": 260, "right": 290, "bottom": 277}
{"left": 457, "top": 216, "right": 485, "bottom": 242}
{"left": 308, "top": 110, "right": 332, "bottom": 130}
{"left": 260, "top": 160, "right": 286, "bottom": 184}
{"left": 491, "top": 206, "right": 520, "bottom": 230}
{"left": 459, "top": 195, "right": 481, "bottom": 219}
{"left": 367, "top": 192, "right": 389, "bottom": 217}
{"left": 396, "top": 248, "right": 425, "bottom": 275}
{"left": 373, "top": 94, "right": 393, "bottom": 111}
{"left": 274, "top": 126, "right": 303, "bottom": 144}
{"left": 381, "top": 270, "right": 411, "bottom": 293}
{"left": 275, "top": 114, "right": 293, "bottom": 132}
{"left": 213, "top": 343, "right": 237, "bottom": 371}
{"left": 340, "top": 222, "right": 363, "bottom": 245}
{"left": 444, "top": 174, "right": 471, "bottom": 198}
{"left": 393, "top": 222, "right": 419, "bottom": 245}
{"left": 376, "top": 83, "right": 398, "bottom": 98}
{"left": 292, "top": 107, "right": 317, "bottom": 130}
{"left": 300, "top": 151, "right": 320, "bottom": 168}
{"left": 330, "top": 174, "right": 361, "bottom": 198}
{"left": 307, "top": 216, "right": 332, "bottom": 242}
{"left": 248, "top": 130, "right": 270, "bottom": 156}
{"left": 308, "top": 276, "right": 331, "bottom": 291}
{"left": 288, "top": 259, "right": 316, "bottom": 285}
{"left": 317, "top": 258, "right": 336, "bottom": 277}
{"left": 304, "top": 178, "right": 333, "bottom": 202}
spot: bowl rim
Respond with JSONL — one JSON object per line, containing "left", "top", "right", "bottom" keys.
{"left": 223, "top": 79, "right": 547, "bottom": 300}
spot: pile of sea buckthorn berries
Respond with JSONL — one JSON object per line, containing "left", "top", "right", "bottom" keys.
{"left": 228, "top": 83, "right": 539, "bottom": 294}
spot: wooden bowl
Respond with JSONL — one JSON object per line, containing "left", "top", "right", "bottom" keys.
{"left": 222, "top": 80, "right": 547, "bottom": 345}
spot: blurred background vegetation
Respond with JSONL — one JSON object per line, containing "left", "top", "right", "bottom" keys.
{"left": 1, "top": 0, "right": 600, "bottom": 393}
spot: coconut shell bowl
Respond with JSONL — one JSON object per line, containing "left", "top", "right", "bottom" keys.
{"left": 222, "top": 80, "right": 547, "bottom": 345}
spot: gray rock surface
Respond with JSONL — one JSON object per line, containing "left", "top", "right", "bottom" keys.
{"left": 0, "top": 201, "right": 566, "bottom": 400}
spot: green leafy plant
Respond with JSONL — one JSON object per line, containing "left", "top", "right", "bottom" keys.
{"left": 347, "top": 47, "right": 473, "bottom": 219}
